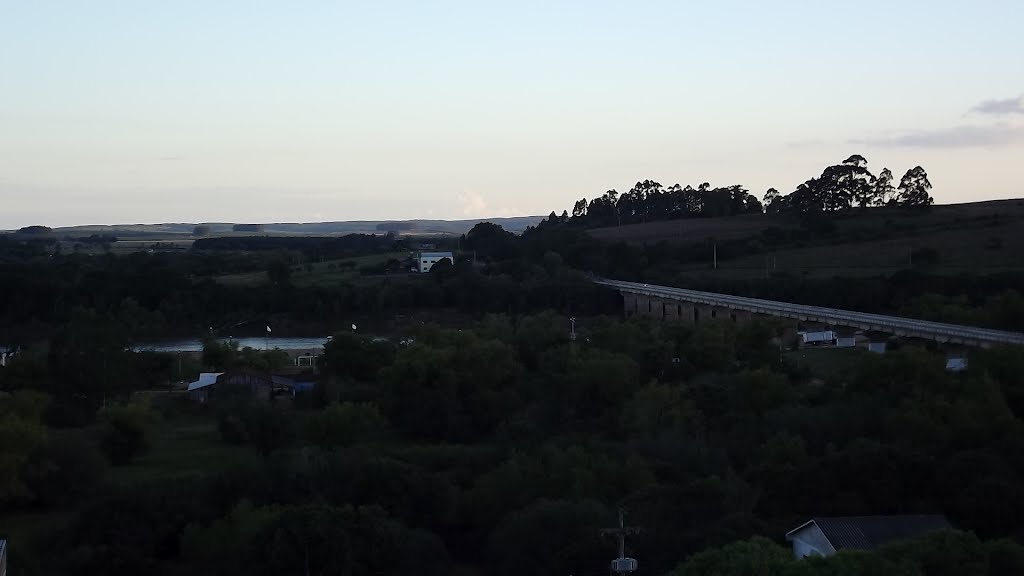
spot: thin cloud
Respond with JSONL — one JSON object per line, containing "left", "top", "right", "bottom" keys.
{"left": 457, "top": 190, "right": 489, "bottom": 218}
{"left": 456, "top": 189, "right": 521, "bottom": 219}
{"left": 850, "top": 124, "right": 1022, "bottom": 149}
{"left": 971, "top": 95, "right": 1024, "bottom": 116}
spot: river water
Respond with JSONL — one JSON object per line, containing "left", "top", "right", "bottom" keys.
{"left": 136, "top": 336, "right": 331, "bottom": 353}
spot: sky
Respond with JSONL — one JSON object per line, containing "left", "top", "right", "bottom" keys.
{"left": 1, "top": 0, "right": 1023, "bottom": 228}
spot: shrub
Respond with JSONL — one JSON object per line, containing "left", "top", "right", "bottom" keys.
{"left": 304, "top": 402, "right": 388, "bottom": 448}
{"left": 98, "top": 403, "right": 154, "bottom": 465}
{"left": 23, "top": 433, "right": 107, "bottom": 505}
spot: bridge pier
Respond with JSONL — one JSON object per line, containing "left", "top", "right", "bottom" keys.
{"left": 623, "top": 293, "right": 638, "bottom": 317}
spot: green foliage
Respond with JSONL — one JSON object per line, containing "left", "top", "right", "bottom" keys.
{"left": 0, "top": 402, "right": 47, "bottom": 507}
{"left": 671, "top": 536, "right": 792, "bottom": 576}
{"left": 620, "top": 382, "right": 698, "bottom": 438}
{"left": 0, "top": 142, "right": 1020, "bottom": 576}
{"left": 22, "top": 432, "right": 107, "bottom": 506}
{"left": 98, "top": 402, "right": 154, "bottom": 465}
{"left": 304, "top": 401, "right": 388, "bottom": 448}
{"left": 266, "top": 257, "right": 292, "bottom": 286}
{"left": 219, "top": 402, "right": 294, "bottom": 457}
{"left": 66, "top": 477, "right": 221, "bottom": 576}
{"left": 486, "top": 499, "right": 610, "bottom": 576}
{"left": 184, "top": 503, "right": 450, "bottom": 576}
{"left": 321, "top": 331, "right": 396, "bottom": 384}
{"left": 379, "top": 330, "right": 522, "bottom": 441}
{"left": 201, "top": 337, "right": 239, "bottom": 370}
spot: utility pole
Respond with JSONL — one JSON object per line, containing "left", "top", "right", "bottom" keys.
{"left": 601, "top": 508, "right": 640, "bottom": 574}
{"left": 713, "top": 242, "right": 718, "bottom": 270}
{"left": 569, "top": 317, "right": 576, "bottom": 342}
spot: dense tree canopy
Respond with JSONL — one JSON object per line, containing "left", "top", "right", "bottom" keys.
{"left": 0, "top": 177, "right": 1021, "bottom": 576}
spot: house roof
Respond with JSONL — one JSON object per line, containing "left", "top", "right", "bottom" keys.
{"left": 420, "top": 252, "right": 453, "bottom": 258}
{"left": 186, "top": 372, "right": 224, "bottom": 392}
{"left": 787, "top": 516, "right": 952, "bottom": 551}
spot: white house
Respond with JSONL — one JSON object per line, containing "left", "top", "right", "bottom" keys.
{"left": 418, "top": 251, "right": 453, "bottom": 273}
{"left": 785, "top": 515, "right": 952, "bottom": 559}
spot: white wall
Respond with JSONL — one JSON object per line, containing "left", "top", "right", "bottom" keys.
{"left": 419, "top": 255, "right": 452, "bottom": 273}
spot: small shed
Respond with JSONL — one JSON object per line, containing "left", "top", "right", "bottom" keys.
{"left": 799, "top": 330, "right": 835, "bottom": 346}
{"left": 187, "top": 372, "right": 224, "bottom": 403}
{"left": 836, "top": 336, "right": 857, "bottom": 348}
{"left": 945, "top": 357, "right": 968, "bottom": 372}
{"left": 785, "top": 515, "right": 952, "bottom": 559}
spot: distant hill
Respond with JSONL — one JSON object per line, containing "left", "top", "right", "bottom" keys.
{"left": 21, "top": 216, "right": 546, "bottom": 238}
{"left": 588, "top": 198, "right": 1024, "bottom": 278}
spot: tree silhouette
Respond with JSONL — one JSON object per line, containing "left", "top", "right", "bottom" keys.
{"left": 874, "top": 167, "right": 897, "bottom": 205}
{"left": 898, "top": 166, "right": 934, "bottom": 206}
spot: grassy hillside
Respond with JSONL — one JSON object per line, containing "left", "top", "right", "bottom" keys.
{"left": 590, "top": 213, "right": 797, "bottom": 243}
{"left": 589, "top": 199, "right": 1024, "bottom": 278}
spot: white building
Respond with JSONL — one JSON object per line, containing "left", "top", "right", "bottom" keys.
{"left": 418, "top": 251, "right": 453, "bottom": 273}
{"left": 798, "top": 330, "right": 835, "bottom": 346}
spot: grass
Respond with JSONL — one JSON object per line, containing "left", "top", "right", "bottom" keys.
{"left": 109, "top": 410, "right": 256, "bottom": 484}
{"left": 590, "top": 213, "right": 793, "bottom": 243}
{"left": 214, "top": 251, "right": 409, "bottom": 287}
{"left": 590, "top": 199, "right": 1024, "bottom": 279}
{"left": 0, "top": 410, "right": 252, "bottom": 569}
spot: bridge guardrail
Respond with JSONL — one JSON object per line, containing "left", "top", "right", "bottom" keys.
{"left": 595, "top": 279, "right": 1024, "bottom": 346}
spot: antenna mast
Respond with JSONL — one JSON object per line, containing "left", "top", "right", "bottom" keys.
{"left": 601, "top": 508, "right": 640, "bottom": 574}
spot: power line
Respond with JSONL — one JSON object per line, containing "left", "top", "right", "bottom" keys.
{"left": 600, "top": 507, "right": 640, "bottom": 574}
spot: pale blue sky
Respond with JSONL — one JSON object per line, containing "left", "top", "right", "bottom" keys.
{"left": 1, "top": 0, "right": 1022, "bottom": 228}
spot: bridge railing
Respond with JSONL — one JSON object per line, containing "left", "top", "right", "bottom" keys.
{"left": 596, "top": 279, "right": 1024, "bottom": 346}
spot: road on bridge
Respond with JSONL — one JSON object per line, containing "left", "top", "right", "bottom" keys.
{"left": 596, "top": 278, "right": 1024, "bottom": 347}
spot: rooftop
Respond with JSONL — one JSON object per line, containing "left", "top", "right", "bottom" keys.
{"left": 787, "top": 515, "right": 953, "bottom": 551}
{"left": 186, "top": 372, "right": 224, "bottom": 391}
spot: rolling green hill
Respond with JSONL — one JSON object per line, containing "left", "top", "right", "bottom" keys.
{"left": 588, "top": 199, "right": 1024, "bottom": 278}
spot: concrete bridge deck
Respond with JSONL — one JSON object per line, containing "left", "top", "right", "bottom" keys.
{"left": 596, "top": 278, "right": 1024, "bottom": 348}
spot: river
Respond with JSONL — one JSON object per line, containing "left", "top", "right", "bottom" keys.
{"left": 136, "top": 336, "right": 331, "bottom": 353}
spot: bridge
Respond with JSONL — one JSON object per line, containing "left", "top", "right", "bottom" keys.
{"left": 595, "top": 279, "right": 1024, "bottom": 348}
